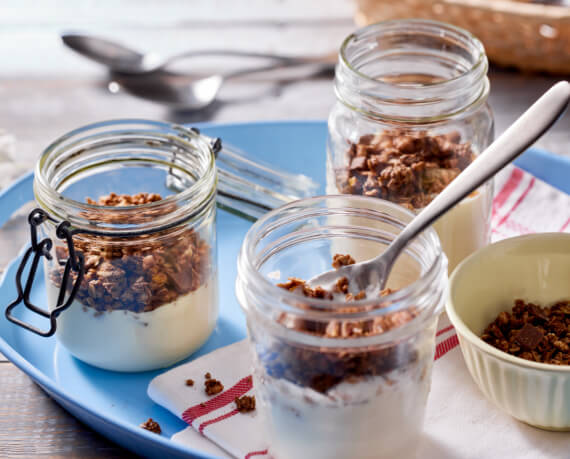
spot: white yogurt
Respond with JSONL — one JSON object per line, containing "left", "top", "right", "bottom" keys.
{"left": 256, "top": 358, "right": 431, "bottom": 459}
{"left": 46, "top": 278, "right": 218, "bottom": 372}
{"left": 432, "top": 188, "right": 491, "bottom": 272}
{"left": 326, "top": 180, "right": 491, "bottom": 274}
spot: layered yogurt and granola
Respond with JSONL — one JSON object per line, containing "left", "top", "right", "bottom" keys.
{"left": 47, "top": 193, "right": 218, "bottom": 371}
{"left": 251, "top": 255, "right": 436, "bottom": 459}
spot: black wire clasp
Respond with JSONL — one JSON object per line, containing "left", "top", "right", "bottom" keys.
{"left": 5, "top": 208, "right": 84, "bottom": 337}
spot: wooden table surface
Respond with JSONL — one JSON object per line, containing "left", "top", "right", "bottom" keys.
{"left": 0, "top": 1, "right": 568, "bottom": 457}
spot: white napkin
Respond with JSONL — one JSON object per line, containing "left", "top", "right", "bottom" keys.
{"left": 148, "top": 341, "right": 262, "bottom": 459}
{"left": 148, "top": 165, "right": 570, "bottom": 459}
{"left": 491, "top": 164, "right": 570, "bottom": 240}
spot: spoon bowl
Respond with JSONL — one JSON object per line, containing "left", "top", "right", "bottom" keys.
{"left": 307, "top": 81, "right": 570, "bottom": 297}
{"left": 112, "top": 62, "right": 334, "bottom": 110}
{"left": 63, "top": 33, "right": 336, "bottom": 110}
{"left": 111, "top": 71, "right": 224, "bottom": 110}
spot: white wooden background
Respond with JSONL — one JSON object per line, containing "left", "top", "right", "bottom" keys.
{"left": 0, "top": 0, "right": 568, "bottom": 457}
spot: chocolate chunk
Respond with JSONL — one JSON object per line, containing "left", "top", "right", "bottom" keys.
{"left": 169, "top": 268, "right": 194, "bottom": 293}
{"left": 349, "top": 156, "right": 368, "bottom": 171}
{"left": 516, "top": 323, "right": 544, "bottom": 350}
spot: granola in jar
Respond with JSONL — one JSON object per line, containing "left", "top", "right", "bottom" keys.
{"left": 327, "top": 20, "right": 494, "bottom": 272}
{"left": 31, "top": 120, "right": 219, "bottom": 372}
{"left": 45, "top": 192, "right": 218, "bottom": 372}
{"left": 337, "top": 130, "right": 474, "bottom": 210}
{"left": 237, "top": 196, "right": 447, "bottom": 459}
{"left": 51, "top": 193, "right": 211, "bottom": 315}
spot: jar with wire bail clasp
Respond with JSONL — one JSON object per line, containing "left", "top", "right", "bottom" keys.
{"left": 5, "top": 119, "right": 320, "bottom": 371}
{"left": 36, "top": 120, "right": 222, "bottom": 371}
{"left": 327, "top": 19, "right": 494, "bottom": 273}
{"left": 5, "top": 120, "right": 220, "bottom": 372}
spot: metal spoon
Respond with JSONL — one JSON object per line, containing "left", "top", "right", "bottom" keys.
{"left": 110, "top": 62, "right": 334, "bottom": 111}
{"left": 61, "top": 33, "right": 336, "bottom": 75}
{"left": 308, "top": 81, "right": 570, "bottom": 297}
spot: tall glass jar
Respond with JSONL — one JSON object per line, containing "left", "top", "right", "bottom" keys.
{"left": 327, "top": 19, "right": 494, "bottom": 272}
{"left": 31, "top": 120, "right": 219, "bottom": 371}
{"left": 236, "top": 195, "right": 448, "bottom": 459}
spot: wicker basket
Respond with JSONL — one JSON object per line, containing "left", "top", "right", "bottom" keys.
{"left": 354, "top": 0, "right": 570, "bottom": 74}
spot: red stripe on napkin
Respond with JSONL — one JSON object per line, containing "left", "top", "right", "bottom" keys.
{"left": 503, "top": 219, "right": 535, "bottom": 235}
{"left": 436, "top": 325, "right": 454, "bottom": 337}
{"left": 560, "top": 218, "right": 570, "bottom": 232}
{"left": 182, "top": 375, "right": 253, "bottom": 426}
{"left": 492, "top": 168, "right": 523, "bottom": 216}
{"left": 245, "top": 449, "right": 269, "bottom": 458}
{"left": 496, "top": 178, "right": 535, "bottom": 228}
{"left": 198, "top": 409, "right": 239, "bottom": 434}
{"left": 434, "top": 334, "right": 459, "bottom": 360}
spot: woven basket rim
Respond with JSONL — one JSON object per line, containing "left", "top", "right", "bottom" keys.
{"left": 446, "top": 0, "right": 570, "bottom": 19}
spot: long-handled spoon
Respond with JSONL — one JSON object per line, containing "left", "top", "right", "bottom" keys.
{"left": 61, "top": 33, "right": 336, "bottom": 75}
{"left": 308, "top": 81, "right": 570, "bottom": 296}
{"left": 111, "top": 61, "right": 333, "bottom": 111}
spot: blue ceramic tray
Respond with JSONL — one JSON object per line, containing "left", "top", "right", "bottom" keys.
{"left": 0, "top": 121, "right": 568, "bottom": 459}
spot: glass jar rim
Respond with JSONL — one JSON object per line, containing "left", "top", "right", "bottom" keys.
{"left": 335, "top": 19, "right": 489, "bottom": 122}
{"left": 34, "top": 119, "right": 217, "bottom": 234}
{"left": 236, "top": 195, "right": 448, "bottom": 345}
{"left": 340, "top": 19, "right": 486, "bottom": 91}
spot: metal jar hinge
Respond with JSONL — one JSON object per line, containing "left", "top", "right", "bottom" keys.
{"left": 5, "top": 208, "right": 84, "bottom": 337}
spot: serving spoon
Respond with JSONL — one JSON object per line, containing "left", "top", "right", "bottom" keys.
{"left": 110, "top": 61, "right": 334, "bottom": 111}
{"left": 308, "top": 81, "right": 570, "bottom": 297}
{"left": 61, "top": 33, "right": 336, "bottom": 75}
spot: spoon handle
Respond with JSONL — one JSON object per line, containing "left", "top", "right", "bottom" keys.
{"left": 212, "top": 139, "right": 320, "bottom": 220}
{"left": 221, "top": 60, "right": 334, "bottom": 81}
{"left": 385, "top": 80, "right": 570, "bottom": 264}
{"left": 162, "top": 49, "right": 337, "bottom": 70}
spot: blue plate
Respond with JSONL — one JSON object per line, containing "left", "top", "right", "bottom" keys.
{"left": 0, "top": 121, "right": 567, "bottom": 459}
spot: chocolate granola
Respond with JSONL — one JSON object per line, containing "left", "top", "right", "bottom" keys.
{"left": 482, "top": 299, "right": 570, "bottom": 365}
{"left": 336, "top": 130, "right": 475, "bottom": 209}
{"left": 50, "top": 193, "right": 211, "bottom": 314}
{"left": 140, "top": 418, "right": 161, "bottom": 434}
{"left": 235, "top": 395, "right": 256, "bottom": 413}
{"left": 265, "top": 254, "right": 418, "bottom": 393}
{"left": 204, "top": 373, "right": 224, "bottom": 396}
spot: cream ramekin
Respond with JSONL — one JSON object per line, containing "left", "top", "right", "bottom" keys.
{"left": 446, "top": 233, "right": 570, "bottom": 430}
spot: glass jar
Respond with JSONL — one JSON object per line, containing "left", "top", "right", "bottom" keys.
{"left": 30, "top": 120, "right": 218, "bottom": 372}
{"left": 236, "top": 195, "right": 448, "bottom": 459}
{"left": 327, "top": 19, "right": 494, "bottom": 273}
